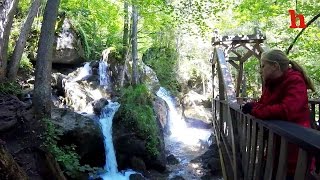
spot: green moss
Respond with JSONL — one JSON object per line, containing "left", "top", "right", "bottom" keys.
{"left": 118, "top": 84, "right": 159, "bottom": 156}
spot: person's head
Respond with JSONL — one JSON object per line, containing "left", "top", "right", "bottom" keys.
{"left": 260, "top": 49, "right": 315, "bottom": 91}
{"left": 260, "top": 49, "right": 289, "bottom": 81}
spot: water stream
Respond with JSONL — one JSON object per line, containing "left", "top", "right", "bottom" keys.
{"left": 156, "top": 87, "right": 214, "bottom": 179}
{"left": 97, "top": 61, "right": 135, "bottom": 180}
{"left": 98, "top": 102, "right": 134, "bottom": 180}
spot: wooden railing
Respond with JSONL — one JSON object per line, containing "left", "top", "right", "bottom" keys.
{"left": 212, "top": 99, "right": 320, "bottom": 180}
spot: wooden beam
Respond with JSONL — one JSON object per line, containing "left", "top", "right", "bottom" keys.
{"left": 236, "top": 62, "right": 244, "bottom": 97}
{"left": 228, "top": 60, "right": 240, "bottom": 70}
{"left": 229, "top": 57, "right": 241, "bottom": 61}
{"left": 240, "top": 43, "right": 261, "bottom": 59}
{"left": 240, "top": 50, "right": 254, "bottom": 63}
{"left": 221, "top": 43, "right": 242, "bottom": 57}
{"left": 212, "top": 34, "right": 266, "bottom": 45}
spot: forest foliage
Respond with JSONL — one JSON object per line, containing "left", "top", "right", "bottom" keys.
{"left": 10, "top": 0, "right": 320, "bottom": 97}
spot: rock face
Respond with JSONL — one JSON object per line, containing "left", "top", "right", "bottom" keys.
{"left": 51, "top": 108, "right": 105, "bottom": 167}
{"left": 191, "top": 143, "right": 222, "bottom": 176}
{"left": 113, "top": 110, "right": 167, "bottom": 174}
{"left": 0, "top": 144, "right": 28, "bottom": 180}
{"left": 0, "top": 94, "right": 32, "bottom": 132}
{"left": 181, "top": 90, "right": 212, "bottom": 124}
{"left": 52, "top": 18, "right": 84, "bottom": 65}
{"left": 0, "top": 95, "right": 67, "bottom": 179}
{"left": 152, "top": 97, "right": 168, "bottom": 130}
{"left": 140, "top": 62, "right": 160, "bottom": 94}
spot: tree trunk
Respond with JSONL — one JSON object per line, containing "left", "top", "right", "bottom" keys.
{"left": 122, "top": 1, "right": 129, "bottom": 61}
{"left": 119, "top": 1, "right": 129, "bottom": 87}
{"left": 33, "top": 0, "right": 60, "bottom": 119}
{"left": 0, "top": 0, "right": 19, "bottom": 81}
{"left": 131, "top": 4, "right": 138, "bottom": 85}
{"left": 7, "top": 0, "right": 41, "bottom": 80}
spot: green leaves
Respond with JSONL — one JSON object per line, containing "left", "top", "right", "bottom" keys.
{"left": 42, "top": 118, "right": 99, "bottom": 178}
{"left": 118, "top": 84, "right": 160, "bottom": 156}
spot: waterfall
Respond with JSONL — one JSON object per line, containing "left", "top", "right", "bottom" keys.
{"left": 97, "top": 61, "right": 135, "bottom": 179}
{"left": 100, "top": 102, "right": 120, "bottom": 174}
{"left": 73, "top": 62, "right": 92, "bottom": 81}
{"left": 98, "top": 101, "right": 134, "bottom": 180}
{"left": 156, "top": 87, "right": 188, "bottom": 136}
{"left": 156, "top": 87, "right": 210, "bottom": 146}
{"left": 99, "top": 61, "right": 111, "bottom": 86}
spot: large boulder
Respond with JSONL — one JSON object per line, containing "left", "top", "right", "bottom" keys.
{"left": 152, "top": 97, "right": 168, "bottom": 130}
{"left": 140, "top": 62, "right": 160, "bottom": 94}
{"left": 181, "top": 90, "right": 212, "bottom": 124}
{"left": 0, "top": 94, "right": 33, "bottom": 132}
{"left": 51, "top": 108, "right": 105, "bottom": 167}
{"left": 52, "top": 18, "right": 84, "bottom": 65}
{"left": 191, "top": 143, "right": 222, "bottom": 176}
{"left": 113, "top": 110, "right": 167, "bottom": 174}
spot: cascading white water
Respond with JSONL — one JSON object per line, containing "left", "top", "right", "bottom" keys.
{"left": 156, "top": 87, "right": 188, "bottom": 136}
{"left": 98, "top": 102, "right": 134, "bottom": 180}
{"left": 156, "top": 87, "right": 213, "bottom": 179}
{"left": 156, "top": 87, "right": 211, "bottom": 146}
{"left": 97, "top": 61, "right": 135, "bottom": 180}
{"left": 99, "top": 61, "right": 111, "bottom": 86}
{"left": 73, "top": 62, "right": 92, "bottom": 81}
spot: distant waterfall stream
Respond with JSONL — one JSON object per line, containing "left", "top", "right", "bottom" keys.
{"left": 156, "top": 87, "right": 214, "bottom": 179}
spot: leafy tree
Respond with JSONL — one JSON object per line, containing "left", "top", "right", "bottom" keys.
{"left": 7, "top": 0, "right": 41, "bottom": 80}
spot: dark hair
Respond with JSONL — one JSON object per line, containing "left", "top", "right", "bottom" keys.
{"left": 261, "top": 49, "right": 315, "bottom": 91}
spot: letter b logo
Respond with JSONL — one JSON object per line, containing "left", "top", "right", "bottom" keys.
{"left": 289, "top": 9, "right": 306, "bottom": 28}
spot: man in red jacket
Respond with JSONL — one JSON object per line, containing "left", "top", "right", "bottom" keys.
{"left": 241, "top": 49, "right": 315, "bottom": 179}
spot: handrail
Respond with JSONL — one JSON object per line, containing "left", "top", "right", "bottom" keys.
{"left": 213, "top": 98, "right": 320, "bottom": 180}
{"left": 223, "top": 99, "right": 320, "bottom": 152}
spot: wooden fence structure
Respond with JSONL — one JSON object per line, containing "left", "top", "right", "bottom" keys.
{"left": 210, "top": 32, "right": 320, "bottom": 180}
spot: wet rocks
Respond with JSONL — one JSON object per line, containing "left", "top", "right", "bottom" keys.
{"left": 92, "top": 98, "right": 108, "bottom": 115}
{"left": 51, "top": 108, "right": 105, "bottom": 167}
{"left": 167, "top": 154, "right": 179, "bottom": 165}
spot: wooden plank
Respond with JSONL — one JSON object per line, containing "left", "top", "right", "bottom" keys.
{"left": 236, "top": 62, "right": 244, "bottom": 97}
{"left": 254, "top": 124, "right": 265, "bottom": 179}
{"left": 294, "top": 148, "right": 308, "bottom": 180}
{"left": 241, "top": 115, "right": 246, "bottom": 168}
{"left": 276, "top": 137, "right": 288, "bottom": 180}
{"left": 244, "top": 117, "right": 252, "bottom": 179}
{"left": 255, "top": 120, "right": 320, "bottom": 153}
{"left": 264, "top": 130, "right": 274, "bottom": 180}
{"left": 248, "top": 121, "right": 257, "bottom": 180}
{"left": 216, "top": 47, "right": 237, "bottom": 103}
{"left": 240, "top": 114, "right": 246, "bottom": 166}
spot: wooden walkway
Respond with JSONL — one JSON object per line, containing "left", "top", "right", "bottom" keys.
{"left": 210, "top": 33, "right": 320, "bottom": 180}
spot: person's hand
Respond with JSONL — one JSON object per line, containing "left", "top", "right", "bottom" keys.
{"left": 242, "top": 102, "right": 253, "bottom": 114}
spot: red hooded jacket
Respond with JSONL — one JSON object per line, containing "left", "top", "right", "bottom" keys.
{"left": 250, "top": 68, "right": 311, "bottom": 175}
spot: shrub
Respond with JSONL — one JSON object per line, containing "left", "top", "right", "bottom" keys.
{"left": 118, "top": 84, "right": 159, "bottom": 156}
{"left": 0, "top": 81, "right": 22, "bottom": 95}
{"left": 42, "top": 118, "right": 100, "bottom": 178}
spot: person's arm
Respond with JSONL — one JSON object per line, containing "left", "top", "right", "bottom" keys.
{"left": 250, "top": 75, "right": 308, "bottom": 120}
